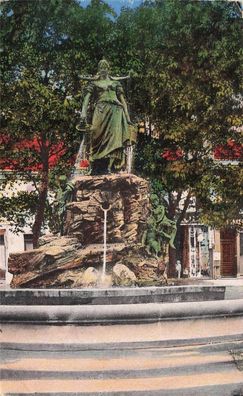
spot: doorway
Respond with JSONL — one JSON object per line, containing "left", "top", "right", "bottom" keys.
{"left": 220, "top": 228, "right": 237, "bottom": 277}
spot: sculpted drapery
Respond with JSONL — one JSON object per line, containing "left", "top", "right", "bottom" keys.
{"left": 79, "top": 59, "right": 135, "bottom": 173}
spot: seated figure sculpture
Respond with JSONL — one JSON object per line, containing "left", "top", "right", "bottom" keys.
{"left": 77, "top": 59, "right": 136, "bottom": 174}
{"left": 142, "top": 194, "right": 177, "bottom": 257}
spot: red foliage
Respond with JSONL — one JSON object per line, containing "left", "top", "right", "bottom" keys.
{"left": 0, "top": 135, "right": 10, "bottom": 146}
{"left": 0, "top": 136, "right": 67, "bottom": 171}
{"left": 214, "top": 139, "right": 243, "bottom": 160}
{"left": 80, "top": 159, "right": 90, "bottom": 168}
{"left": 161, "top": 148, "right": 184, "bottom": 161}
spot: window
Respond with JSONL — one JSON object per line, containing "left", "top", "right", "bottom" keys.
{"left": 24, "top": 234, "right": 33, "bottom": 251}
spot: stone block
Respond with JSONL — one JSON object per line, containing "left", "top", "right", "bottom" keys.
{"left": 113, "top": 263, "right": 137, "bottom": 287}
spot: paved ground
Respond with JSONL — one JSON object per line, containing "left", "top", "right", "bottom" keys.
{"left": 176, "top": 278, "right": 243, "bottom": 286}
{"left": 1, "top": 317, "right": 243, "bottom": 395}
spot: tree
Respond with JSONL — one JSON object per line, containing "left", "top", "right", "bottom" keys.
{"left": 134, "top": 0, "right": 243, "bottom": 275}
{"left": 0, "top": 0, "right": 116, "bottom": 246}
{"left": 0, "top": 68, "right": 80, "bottom": 246}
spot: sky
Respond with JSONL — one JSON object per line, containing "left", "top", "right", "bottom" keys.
{"left": 79, "top": 0, "right": 144, "bottom": 13}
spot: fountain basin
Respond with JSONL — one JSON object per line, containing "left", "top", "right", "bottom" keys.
{"left": 0, "top": 285, "right": 225, "bottom": 305}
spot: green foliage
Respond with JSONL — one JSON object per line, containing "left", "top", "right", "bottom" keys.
{"left": 0, "top": 189, "right": 38, "bottom": 232}
{"left": 1, "top": 0, "right": 242, "bottom": 243}
{"left": 1, "top": 0, "right": 83, "bottom": 239}
{"left": 196, "top": 163, "right": 243, "bottom": 228}
{"left": 133, "top": 0, "right": 243, "bottom": 228}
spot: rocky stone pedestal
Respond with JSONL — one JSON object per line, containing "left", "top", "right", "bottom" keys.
{"left": 8, "top": 174, "right": 166, "bottom": 288}
{"left": 64, "top": 173, "right": 149, "bottom": 244}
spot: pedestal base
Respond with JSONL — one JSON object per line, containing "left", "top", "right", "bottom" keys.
{"left": 8, "top": 174, "right": 166, "bottom": 288}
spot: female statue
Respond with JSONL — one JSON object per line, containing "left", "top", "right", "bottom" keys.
{"left": 78, "top": 59, "right": 136, "bottom": 174}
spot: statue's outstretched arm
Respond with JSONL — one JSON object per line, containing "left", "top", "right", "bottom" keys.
{"left": 80, "top": 75, "right": 99, "bottom": 81}
{"left": 110, "top": 72, "right": 130, "bottom": 81}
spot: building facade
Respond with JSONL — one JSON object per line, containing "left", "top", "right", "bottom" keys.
{"left": 180, "top": 224, "right": 243, "bottom": 279}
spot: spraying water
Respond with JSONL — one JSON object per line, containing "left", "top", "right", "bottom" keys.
{"left": 71, "top": 126, "right": 92, "bottom": 177}
{"left": 102, "top": 208, "right": 108, "bottom": 278}
{"left": 126, "top": 145, "right": 134, "bottom": 174}
{"left": 74, "top": 138, "right": 85, "bottom": 172}
{"left": 101, "top": 202, "right": 111, "bottom": 280}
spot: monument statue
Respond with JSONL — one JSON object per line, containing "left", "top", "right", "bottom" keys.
{"left": 8, "top": 61, "right": 169, "bottom": 289}
{"left": 77, "top": 59, "right": 136, "bottom": 174}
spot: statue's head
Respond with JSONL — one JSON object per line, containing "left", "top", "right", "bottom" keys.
{"left": 98, "top": 59, "right": 110, "bottom": 76}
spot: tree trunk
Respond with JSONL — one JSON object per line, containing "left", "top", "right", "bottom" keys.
{"left": 167, "top": 194, "right": 177, "bottom": 277}
{"left": 167, "top": 190, "right": 192, "bottom": 278}
{"left": 32, "top": 170, "right": 48, "bottom": 249}
{"left": 168, "top": 244, "right": 177, "bottom": 277}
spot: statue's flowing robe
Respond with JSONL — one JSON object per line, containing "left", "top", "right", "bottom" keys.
{"left": 86, "top": 80, "right": 131, "bottom": 168}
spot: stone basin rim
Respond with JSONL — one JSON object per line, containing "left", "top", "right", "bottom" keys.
{"left": 0, "top": 285, "right": 226, "bottom": 292}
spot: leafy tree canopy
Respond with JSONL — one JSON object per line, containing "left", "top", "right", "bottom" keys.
{"left": 0, "top": 0, "right": 242, "bottom": 250}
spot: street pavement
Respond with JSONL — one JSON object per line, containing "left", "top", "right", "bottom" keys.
{"left": 1, "top": 317, "right": 243, "bottom": 395}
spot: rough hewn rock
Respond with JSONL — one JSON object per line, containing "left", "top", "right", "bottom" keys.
{"left": 115, "top": 251, "right": 167, "bottom": 287}
{"left": 9, "top": 240, "right": 126, "bottom": 288}
{"left": 8, "top": 173, "right": 167, "bottom": 288}
{"left": 64, "top": 174, "right": 150, "bottom": 245}
{"left": 82, "top": 267, "right": 99, "bottom": 287}
{"left": 55, "top": 269, "right": 84, "bottom": 288}
{"left": 8, "top": 236, "right": 80, "bottom": 275}
{"left": 9, "top": 242, "right": 166, "bottom": 288}
{"left": 112, "top": 264, "right": 137, "bottom": 287}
